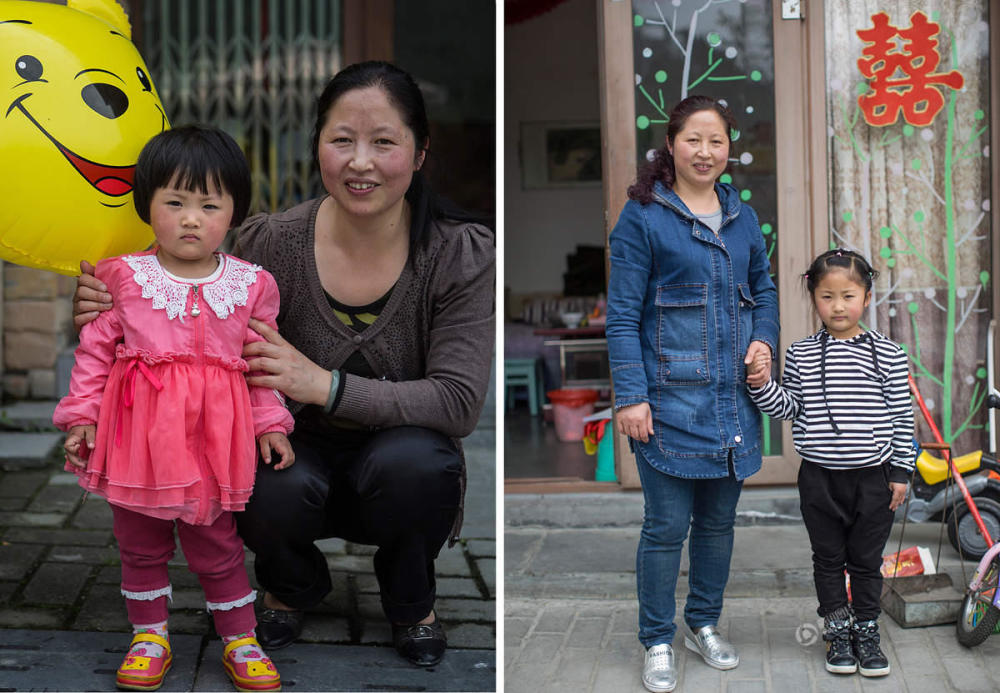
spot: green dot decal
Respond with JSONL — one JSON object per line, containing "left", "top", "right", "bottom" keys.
{"left": 974, "top": 110, "right": 985, "bottom": 121}
{"left": 719, "top": 173, "right": 732, "bottom": 184}
{"left": 880, "top": 247, "right": 892, "bottom": 259}
{"left": 750, "top": 70, "right": 762, "bottom": 82}
{"left": 856, "top": 82, "right": 870, "bottom": 95}
{"left": 879, "top": 226, "right": 891, "bottom": 239}
{"left": 887, "top": 258, "right": 896, "bottom": 269}
{"left": 903, "top": 124, "right": 914, "bottom": 136}
{"left": 707, "top": 32, "right": 721, "bottom": 47}
{"left": 637, "top": 115, "right": 650, "bottom": 130}
{"left": 655, "top": 70, "right": 667, "bottom": 83}
{"left": 730, "top": 128, "right": 741, "bottom": 142}
{"left": 980, "top": 270, "right": 990, "bottom": 287}
{"left": 914, "top": 210, "right": 925, "bottom": 223}
{"left": 977, "top": 367, "right": 988, "bottom": 379}
{"left": 931, "top": 11, "right": 940, "bottom": 21}
{"left": 740, "top": 189, "right": 751, "bottom": 201}
{"left": 761, "top": 223, "right": 773, "bottom": 235}
{"left": 911, "top": 158, "right": 922, "bottom": 171}
{"left": 842, "top": 211, "right": 853, "bottom": 223}
{"left": 634, "top": 14, "right": 644, "bottom": 27}
{"left": 908, "top": 302, "right": 919, "bottom": 314}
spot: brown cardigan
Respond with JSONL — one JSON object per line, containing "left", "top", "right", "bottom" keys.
{"left": 232, "top": 197, "right": 495, "bottom": 539}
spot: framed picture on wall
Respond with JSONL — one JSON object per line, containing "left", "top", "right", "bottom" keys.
{"left": 520, "top": 121, "right": 602, "bottom": 189}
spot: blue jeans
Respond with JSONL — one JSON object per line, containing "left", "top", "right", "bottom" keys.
{"left": 636, "top": 452, "right": 743, "bottom": 648}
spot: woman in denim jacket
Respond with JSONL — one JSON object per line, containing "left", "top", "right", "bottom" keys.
{"left": 606, "top": 95, "right": 778, "bottom": 693}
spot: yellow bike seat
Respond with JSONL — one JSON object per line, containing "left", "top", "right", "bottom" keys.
{"left": 915, "top": 449, "right": 983, "bottom": 486}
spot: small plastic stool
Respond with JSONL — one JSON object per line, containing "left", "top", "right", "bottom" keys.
{"left": 504, "top": 358, "right": 543, "bottom": 416}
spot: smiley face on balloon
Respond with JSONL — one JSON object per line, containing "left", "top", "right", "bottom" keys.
{"left": 0, "top": 0, "right": 168, "bottom": 275}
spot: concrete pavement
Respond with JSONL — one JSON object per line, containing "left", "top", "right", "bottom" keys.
{"left": 505, "top": 490, "right": 1000, "bottom": 693}
{"left": 0, "top": 394, "right": 496, "bottom": 692}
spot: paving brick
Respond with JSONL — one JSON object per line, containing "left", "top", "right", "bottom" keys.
{"left": 0, "top": 470, "right": 50, "bottom": 497}
{"left": 552, "top": 645, "right": 599, "bottom": 686}
{"left": 445, "top": 622, "right": 495, "bottom": 649}
{"left": 49, "top": 544, "right": 121, "bottom": 565}
{"left": 70, "top": 496, "right": 114, "bottom": 529}
{"left": 4, "top": 527, "right": 112, "bottom": 546}
{"left": 22, "top": 562, "right": 91, "bottom": 606}
{"left": 478, "top": 557, "right": 496, "bottom": 598}
{"left": 0, "top": 607, "right": 66, "bottom": 628}
{"left": 436, "top": 544, "right": 474, "bottom": 576}
{"left": 0, "top": 542, "right": 44, "bottom": 579}
{"left": 26, "top": 484, "right": 83, "bottom": 514}
{"left": 505, "top": 632, "right": 563, "bottom": 689}
{"left": 505, "top": 617, "right": 533, "bottom": 649}
{"left": 0, "top": 496, "right": 28, "bottom": 511}
{"left": 0, "top": 581, "right": 17, "bottom": 605}
{"left": 567, "top": 616, "right": 609, "bottom": 646}
{"left": 433, "top": 597, "right": 495, "bottom": 623}
{"left": 298, "top": 611, "right": 352, "bottom": 644}
{"left": 0, "top": 511, "right": 67, "bottom": 527}
{"left": 466, "top": 538, "right": 495, "bottom": 558}
{"left": 70, "top": 583, "right": 133, "bottom": 632}
{"left": 534, "top": 604, "right": 576, "bottom": 633}
{"left": 727, "top": 681, "right": 768, "bottom": 693}
{"left": 769, "top": 658, "right": 811, "bottom": 690}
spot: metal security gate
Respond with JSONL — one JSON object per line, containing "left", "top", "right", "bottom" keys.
{"left": 136, "top": 1, "right": 341, "bottom": 215}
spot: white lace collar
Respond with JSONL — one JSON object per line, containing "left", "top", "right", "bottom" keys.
{"left": 123, "top": 253, "right": 262, "bottom": 322}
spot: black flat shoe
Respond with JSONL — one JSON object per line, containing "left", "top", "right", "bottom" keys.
{"left": 257, "top": 607, "right": 304, "bottom": 650}
{"left": 392, "top": 619, "right": 447, "bottom": 667}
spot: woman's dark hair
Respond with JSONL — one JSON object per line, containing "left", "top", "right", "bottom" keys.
{"left": 312, "top": 61, "right": 487, "bottom": 247}
{"left": 803, "top": 248, "right": 879, "bottom": 295}
{"left": 133, "top": 124, "right": 251, "bottom": 226}
{"left": 627, "top": 95, "right": 739, "bottom": 204}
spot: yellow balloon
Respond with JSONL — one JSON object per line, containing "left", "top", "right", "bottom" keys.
{"left": 0, "top": 0, "right": 168, "bottom": 275}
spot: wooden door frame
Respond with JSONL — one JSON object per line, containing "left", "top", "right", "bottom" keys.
{"left": 597, "top": 0, "right": 829, "bottom": 487}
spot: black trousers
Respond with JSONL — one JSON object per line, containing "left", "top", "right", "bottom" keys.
{"left": 236, "top": 425, "right": 463, "bottom": 624}
{"left": 797, "top": 461, "right": 894, "bottom": 621}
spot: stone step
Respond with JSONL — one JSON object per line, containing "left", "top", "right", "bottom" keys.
{"left": 0, "top": 431, "right": 62, "bottom": 470}
{"left": 0, "top": 400, "right": 59, "bottom": 430}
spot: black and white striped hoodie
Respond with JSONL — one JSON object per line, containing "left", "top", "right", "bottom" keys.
{"left": 748, "top": 329, "right": 914, "bottom": 483}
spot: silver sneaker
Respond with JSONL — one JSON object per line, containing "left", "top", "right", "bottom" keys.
{"left": 642, "top": 643, "right": 677, "bottom": 692}
{"left": 683, "top": 623, "right": 740, "bottom": 670}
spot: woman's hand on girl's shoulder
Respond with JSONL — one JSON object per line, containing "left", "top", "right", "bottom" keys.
{"left": 259, "top": 431, "right": 295, "bottom": 470}
{"left": 73, "top": 260, "right": 113, "bottom": 331}
{"left": 244, "top": 319, "right": 331, "bottom": 406}
{"left": 617, "top": 402, "right": 654, "bottom": 443}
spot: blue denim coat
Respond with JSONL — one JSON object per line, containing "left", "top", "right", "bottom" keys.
{"left": 606, "top": 181, "right": 778, "bottom": 480}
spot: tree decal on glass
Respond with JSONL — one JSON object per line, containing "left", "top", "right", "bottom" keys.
{"left": 631, "top": 0, "right": 781, "bottom": 453}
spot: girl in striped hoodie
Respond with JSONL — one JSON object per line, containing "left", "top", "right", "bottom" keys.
{"left": 748, "top": 248, "right": 913, "bottom": 679}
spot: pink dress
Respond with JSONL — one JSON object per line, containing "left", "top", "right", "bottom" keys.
{"left": 53, "top": 250, "right": 294, "bottom": 526}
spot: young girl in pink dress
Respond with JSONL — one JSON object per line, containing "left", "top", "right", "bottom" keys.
{"left": 54, "top": 125, "right": 293, "bottom": 692}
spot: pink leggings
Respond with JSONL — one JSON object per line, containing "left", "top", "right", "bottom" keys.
{"left": 111, "top": 505, "right": 256, "bottom": 637}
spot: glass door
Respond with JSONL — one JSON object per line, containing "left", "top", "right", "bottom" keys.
{"left": 599, "top": 0, "right": 818, "bottom": 486}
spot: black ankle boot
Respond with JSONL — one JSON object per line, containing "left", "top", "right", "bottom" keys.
{"left": 823, "top": 607, "right": 857, "bottom": 674}
{"left": 851, "top": 619, "right": 890, "bottom": 677}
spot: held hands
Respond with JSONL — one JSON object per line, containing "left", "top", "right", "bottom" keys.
{"left": 73, "top": 260, "right": 113, "bottom": 331}
{"left": 617, "top": 402, "right": 654, "bottom": 443}
{"left": 744, "top": 340, "right": 772, "bottom": 388}
{"left": 259, "top": 432, "right": 295, "bottom": 470}
{"left": 64, "top": 424, "right": 96, "bottom": 467}
{"left": 888, "top": 481, "right": 908, "bottom": 511}
{"left": 244, "top": 319, "right": 330, "bottom": 407}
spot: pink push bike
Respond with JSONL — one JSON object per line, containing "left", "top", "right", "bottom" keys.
{"left": 909, "top": 376, "right": 1000, "bottom": 646}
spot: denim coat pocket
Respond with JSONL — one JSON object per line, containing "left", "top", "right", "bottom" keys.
{"left": 654, "top": 283, "right": 710, "bottom": 386}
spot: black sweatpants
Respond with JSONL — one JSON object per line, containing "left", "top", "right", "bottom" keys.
{"left": 236, "top": 425, "right": 463, "bottom": 624}
{"left": 797, "top": 461, "right": 895, "bottom": 621}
